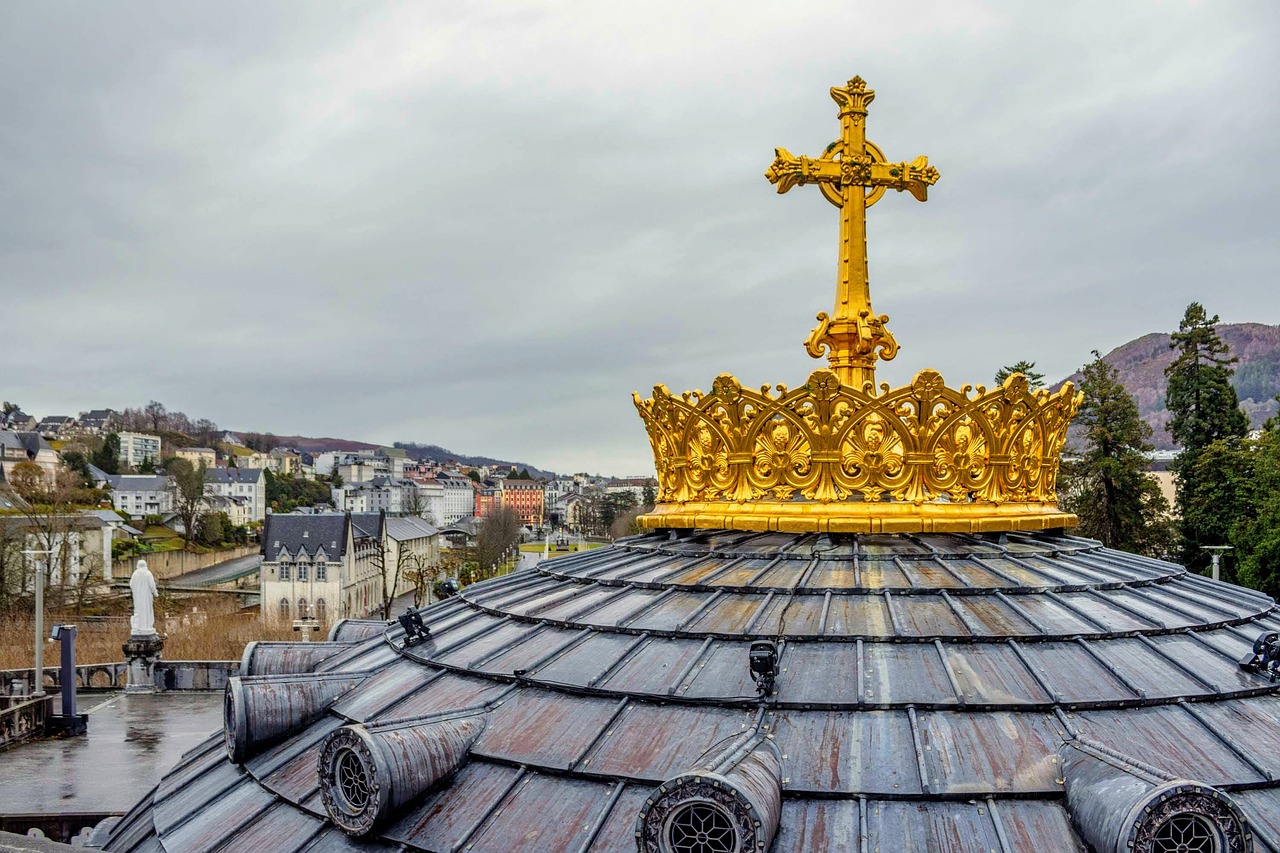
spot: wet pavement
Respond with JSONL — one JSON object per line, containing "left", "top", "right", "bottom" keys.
{"left": 0, "top": 692, "right": 222, "bottom": 813}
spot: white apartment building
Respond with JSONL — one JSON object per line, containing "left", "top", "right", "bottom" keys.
{"left": 414, "top": 478, "right": 446, "bottom": 524}
{"left": 204, "top": 468, "right": 266, "bottom": 522}
{"left": 438, "top": 475, "right": 475, "bottom": 525}
{"left": 331, "top": 477, "right": 419, "bottom": 514}
{"left": 314, "top": 448, "right": 408, "bottom": 480}
{"left": 107, "top": 474, "right": 175, "bottom": 518}
{"left": 117, "top": 432, "right": 163, "bottom": 469}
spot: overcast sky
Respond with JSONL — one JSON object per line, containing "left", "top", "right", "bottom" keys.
{"left": 2, "top": 1, "right": 1277, "bottom": 475}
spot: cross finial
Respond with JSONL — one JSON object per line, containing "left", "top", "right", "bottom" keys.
{"left": 766, "top": 76, "right": 940, "bottom": 389}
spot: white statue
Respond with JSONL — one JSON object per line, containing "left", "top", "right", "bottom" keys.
{"left": 129, "top": 559, "right": 158, "bottom": 636}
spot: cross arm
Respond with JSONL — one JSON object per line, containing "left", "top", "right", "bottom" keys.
{"left": 766, "top": 148, "right": 941, "bottom": 203}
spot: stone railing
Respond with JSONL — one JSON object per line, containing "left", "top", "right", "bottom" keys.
{"left": 0, "top": 694, "right": 51, "bottom": 751}
{"left": 0, "top": 660, "right": 236, "bottom": 697}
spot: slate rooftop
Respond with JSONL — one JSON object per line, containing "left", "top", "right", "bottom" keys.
{"left": 92, "top": 528, "right": 1280, "bottom": 852}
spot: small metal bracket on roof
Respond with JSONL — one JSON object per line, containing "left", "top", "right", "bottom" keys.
{"left": 1238, "top": 631, "right": 1280, "bottom": 680}
{"left": 397, "top": 608, "right": 431, "bottom": 647}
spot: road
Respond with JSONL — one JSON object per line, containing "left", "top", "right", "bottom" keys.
{"left": 387, "top": 551, "right": 543, "bottom": 618}
{"left": 163, "top": 553, "right": 261, "bottom": 589}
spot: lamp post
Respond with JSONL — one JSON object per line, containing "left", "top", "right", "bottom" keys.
{"left": 1203, "top": 545, "right": 1233, "bottom": 582}
{"left": 22, "top": 548, "right": 56, "bottom": 697}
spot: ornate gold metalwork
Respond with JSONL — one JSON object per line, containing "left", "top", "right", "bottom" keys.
{"left": 765, "top": 76, "right": 939, "bottom": 389}
{"left": 634, "top": 368, "right": 1082, "bottom": 533}
{"left": 633, "top": 75, "right": 1082, "bottom": 534}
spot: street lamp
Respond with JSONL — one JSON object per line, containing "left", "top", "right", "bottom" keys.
{"left": 22, "top": 548, "right": 56, "bottom": 697}
{"left": 1203, "top": 545, "right": 1233, "bottom": 582}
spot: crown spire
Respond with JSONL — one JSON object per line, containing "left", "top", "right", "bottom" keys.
{"left": 765, "top": 76, "right": 940, "bottom": 388}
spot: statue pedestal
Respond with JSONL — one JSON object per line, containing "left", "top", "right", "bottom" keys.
{"left": 122, "top": 634, "right": 164, "bottom": 693}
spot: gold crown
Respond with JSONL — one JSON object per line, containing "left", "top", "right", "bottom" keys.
{"left": 634, "top": 368, "right": 1081, "bottom": 533}
{"left": 634, "top": 76, "right": 1082, "bottom": 534}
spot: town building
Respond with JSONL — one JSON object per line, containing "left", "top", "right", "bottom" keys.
{"left": 412, "top": 477, "right": 446, "bottom": 524}
{"left": 0, "top": 409, "right": 36, "bottom": 431}
{"left": 116, "top": 432, "right": 163, "bottom": 469}
{"left": 314, "top": 447, "right": 408, "bottom": 481}
{"left": 438, "top": 474, "right": 476, "bottom": 524}
{"left": 258, "top": 511, "right": 433, "bottom": 625}
{"left": 603, "top": 476, "right": 656, "bottom": 504}
{"left": 174, "top": 447, "right": 217, "bottom": 469}
{"left": 500, "top": 475, "right": 545, "bottom": 525}
{"left": 267, "top": 447, "right": 302, "bottom": 476}
{"left": 331, "top": 477, "right": 418, "bottom": 515}
{"left": 35, "top": 415, "right": 77, "bottom": 439}
{"left": 474, "top": 483, "right": 500, "bottom": 518}
{"left": 76, "top": 409, "right": 118, "bottom": 434}
{"left": 106, "top": 474, "right": 174, "bottom": 518}
{"left": 0, "top": 430, "right": 59, "bottom": 482}
{"left": 204, "top": 467, "right": 266, "bottom": 522}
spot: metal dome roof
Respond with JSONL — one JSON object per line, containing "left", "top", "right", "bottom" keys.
{"left": 99, "top": 529, "right": 1280, "bottom": 852}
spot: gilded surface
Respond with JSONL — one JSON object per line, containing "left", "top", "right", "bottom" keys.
{"left": 634, "top": 75, "right": 1082, "bottom": 533}
{"left": 634, "top": 368, "right": 1082, "bottom": 532}
{"left": 765, "top": 76, "right": 939, "bottom": 389}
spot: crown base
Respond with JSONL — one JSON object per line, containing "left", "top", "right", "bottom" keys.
{"left": 638, "top": 500, "right": 1077, "bottom": 535}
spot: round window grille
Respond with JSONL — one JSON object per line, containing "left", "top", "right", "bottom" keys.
{"left": 332, "top": 746, "right": 372, "bottom": 816}
{"left": 1151, "top": 814, "right": 1220, "bottom": 853}
{"left": 664, "top": 801, "right": 738, "bottom": 853}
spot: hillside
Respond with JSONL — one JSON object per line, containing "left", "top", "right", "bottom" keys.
{"left": 228, "top": 434, "right": 558, "bottom": 479}
{"left": 1056, "top": 323, "right": 1280, "bottom": 450}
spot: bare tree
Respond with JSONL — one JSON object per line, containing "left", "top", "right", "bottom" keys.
{"left": 369, "top": 526, "right": 412, "bottom": 620}
{"left": 477, "top": 507, "right": 521, "bottom": 575}
{"left": 167, "top": 458, "right": 206, "bottom": 547}
{"left": 144, "top": 400, "right": 168, "bottom": 433}
{"left": 4, "top": 461, "right": 102, "bottom": 610}
{"left": 405, "top": 552, "right": 442, "bottom": 608}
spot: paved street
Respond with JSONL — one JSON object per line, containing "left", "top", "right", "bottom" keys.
{"left": 162, "top": 553, "right": 260, "bottom": 589}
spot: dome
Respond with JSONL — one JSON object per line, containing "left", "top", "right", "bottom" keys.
{"left": 96, "top": 76, "right": 1280, "bottom": 852}
{"left": 101, "top": 529, "right": 1280, "bottom": 852}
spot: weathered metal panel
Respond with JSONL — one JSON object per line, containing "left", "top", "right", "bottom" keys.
{"left": 1191, "top": 696, "right": 1280, "bottom": 781}
{"left": 434, "top": 620, "right": 537, "bottom": 668}
{"left": 772, "top": 710, "right": 922, "bottom": 795}
{"left": 584, "top": 784, "right": 651, "bottom": 851}
{"left": 215, "top": 800, "right": 325, "bottom": 853}
{"left": 753, "top": 559, "right": 810, "bottom": 589}
{"left": 805, "top": 560, "right": 861, "bottom": 589}
{"left": 916, "top": 710, "right": 1062, "bottom": 794}
{"left": 1147, "top": 633, "right": 1266, "bottom": 692}
{"left": 652, "top": 555, "right": 735, "bottom": 585}
{"left": 1076, "top": 705, "right": 1265, "bottom": 785}
{"left": 863, "top": 798, "right": 1003, "bottom": 851}
{"left": 157, "top": 769, "right": 274, "bottom": 849}
{"left": 996, "top": 799, "right": 1089, "bottom": 851}
{"left": 251, "top": 717, "right": 343, "bottom": 802}
{"left": 1082, "top": 637, "right": 1208, "bottom": 698}
{"left": 1002, "top": 594, "right": 1099, "bottom": 635}
{"left": 584, "top": 587, "right": 667, "bottom": 627}
{"left": 599, "top": 637, "right": 709, "bottom": 695}
{"left": 822, "top": 595, "right": 892, "bottom": 636}
{"left": 153, "top": 755, "right": 245, "bottom": 835}
{"left": 1058, "top": 591, "right": 1156, "bottom": 633}
{"left": 949, "top": 595, "right": 1037, "bottom": 636}
{"left": 944, "top": 642, "right": 1053, "bottom": 705}
{"left": 687, "top": 593, "right": 769, "bottom": 634}
{"left": 313, "top": 640, "right": 398, "bottom": 675}
{"left": 376, "top": 671, "right": 510, "bottom": 720}
{"left": 773, "top": 643, "right": 860, "bottom": 705}
{"left": 862, "top": 642, "right": 957, "bottom": 705}
{"left": 894, "top": 595, "right": 969, "bottom": 636}
{"left": 771, "top": 799, "right": 860, "bottom": 853}
{"left": 534, "top": 632, "right": 648, "bottom": 687}
{"left": 680, "top": 641, "right": 760, "bottom": 700}
{"left": 475, "top": 689, "right": 619, "bottom": 770}
{"left": 330, "top": 660, "right": 443, "bottom": 721}
{"left": 537, "top": 586, "right": 632, "bottom": 622}
{"left": 383, "top": 761, "right": 521, "bottom": 849}
{"left": 705, "top": 558, "right": 778, "bottom": 587}
{"left": 579, "top": 704, "right": 752, "bottom": 780}
{"left": 628, "top": 591, "right": 716, "bottom": 632}
{"left": 466, "top": 773, "right": 617, "bottom": 851}
{"left": 1015, "top": 642, "right": 1136, "bottom": 703}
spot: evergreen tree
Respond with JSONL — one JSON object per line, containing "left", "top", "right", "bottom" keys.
{"left": 994, "top": 360, "right": 1045, "bottom": 388}
{"left": 1062, "top": 352, "right": 1174, "bottom": 555}
{"left": 1165, "top": 303, "right": 1249, "bottom": 569}
{"left": 1236, "top": 427, "right": 1280, "bottom": 597}
{"left": 92, "top": 433, "right": 122, "bottom": 475}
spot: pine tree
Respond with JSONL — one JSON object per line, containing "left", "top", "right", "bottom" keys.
{"left": 1165, "top": 303, "right": 1249, "bottom": 569}
{"left": 994, "top": 360, "right": 1045, "bottom": 388}
{"left": 1236, "top": 427, "right": 1280, "bottom": 597}
{"left": 1063, "top": 352, "right": 1174, "bottom": 555}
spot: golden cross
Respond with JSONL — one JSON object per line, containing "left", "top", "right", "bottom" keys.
{"left": 766, "top": 76, "right": 939, "bottom": 389}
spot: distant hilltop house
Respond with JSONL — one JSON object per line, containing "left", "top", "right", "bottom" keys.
{"left": 76, "top": 408, "right": 119, "bottom": 434}
{"left": 0, "top": 409, "right": 36, "bottom": 431}
{"left": 315, "top": 447, "right": 409, "bottom": 483}
{"left": 0, "top": 430, "right": 59, "bottom": 482}
{"left": 115, "top": 431, "right": 163, "bottom": 469}
{"left": 603, "top": 476, "right": 657, "bottom": 503}
{"left": 204, "top": 467, "right": 266, "bottom": 523}
{"left": 35, "top": 414, "right": 77, "bottom": 439}
{"left": 260, "top": 511, "right": 438, "bottom": 624}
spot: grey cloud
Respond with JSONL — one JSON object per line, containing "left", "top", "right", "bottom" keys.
{"left": 2, "top": 1, "right": 1277, "bottom": 475}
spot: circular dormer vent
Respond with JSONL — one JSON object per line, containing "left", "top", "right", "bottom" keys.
{"left": 665, "top": 800, "right": 739, "bottom": 853}
{"left": 1130, "top": 784, "right": 1250, "bottom": 853}
{"left": 318, "top": 728, "right": 383, "bottom": 834}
